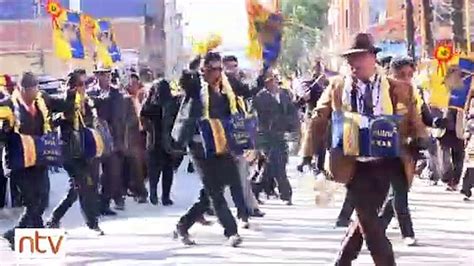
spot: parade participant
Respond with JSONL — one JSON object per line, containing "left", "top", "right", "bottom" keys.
{"left": 253, "top": 69, "right": 299, "bottom": 206}
{"left": 91, "top": 66, "right": 126, "bottom": 213}
{"left": 0, "top": 76, "right": 10, "bottom": 210}
{"left": 436, "top": 66, "right": 467, "bottom": 191}
{"left": 297, "top": 59, "right": 329, "bottom": 173}
{"left": 172, "top": 52, "right": 246, "bottom": 247}
{"left": 123, "top": 72, "right": 148, "bottom": 204}
{"left": 378, "top": 57, "right": 420, "bottom": 246}
{"left": 461, "top": 97, "right": 474, "bottom": 200}
{"left": 141, "top": 79, "right": 180, "bottom": 206}
{"left": 301, "top": 33, "right": 427, "bottom": 265}
{"left": 223, "top": 55, "right": 265, "bottom": 217}
{"left": 1, "top": 72, "right": 54, "bottom": 248}
{"left": 44, "top": 70, "right": 103, "bottom": 234}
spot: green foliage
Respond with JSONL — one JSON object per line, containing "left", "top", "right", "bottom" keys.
{"left": 278, "top": 0, "right": 329, "bottom": 76}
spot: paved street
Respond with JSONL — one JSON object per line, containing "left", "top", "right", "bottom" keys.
{"left": 1, "top": 157, "right": 473, "bottom": 265}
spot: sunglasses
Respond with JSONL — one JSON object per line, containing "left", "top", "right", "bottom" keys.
{"left": 207, "top": 66, "right": 223, "bottom": 72}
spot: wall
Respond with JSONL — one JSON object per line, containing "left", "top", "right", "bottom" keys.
{"left": 0, "top": 0, "right": 69, "bottom": 20}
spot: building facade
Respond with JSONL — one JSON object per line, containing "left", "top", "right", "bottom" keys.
{"left": 0, "top": 0, "right": 183, "bottom": 77}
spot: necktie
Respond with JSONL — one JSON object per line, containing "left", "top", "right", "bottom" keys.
{"left": 350, "top": 88, "right": 358, "bottom": 112}
{"left": 363, "top": 82, "right": 374, "bottom": 115}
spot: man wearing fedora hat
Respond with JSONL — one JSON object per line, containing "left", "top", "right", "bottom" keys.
{"left": 89, "top": 65, "right": 129, "bottom": 214}
{"left": 300, "top": 33, "right": 428, "bottom": 265}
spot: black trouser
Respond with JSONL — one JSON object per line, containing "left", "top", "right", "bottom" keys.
{"left": 49, "top": 159, "right": 100, "bottom": 228}
{"left": 380, "top": 175, "right": 415, "bottom": 238}
{"left": 6, "top": 166, "right": 49, "bottom": 240}
{"left": 9, "top": 173, "right": 22, "bottom": 207}
{"left": 316, "top": 148, "right": 326, "bottom": 171}
{"left": 336, "top": 159, "right": 396, "bottom": 266}
{"left": 336, "top": 190, "right": 355, "bottom": 224}
{"left": 147, "top": 149, "right": 174, "bottom": 200}
{"left": 178, "top": 188, "right": 210, "bottom": 229}
{"left": 461, "top": 168, "right": 474, "bottom": 197}
{"left": 122, "top": 153, "right": 148, "bottom": 198}
{"left": 260, "top": 138, "right": 292, "bottom": 201}
{"left": 0, "top": 173, "right": 6, "bottom": 208}
{"left": 99, "top": 151, "right": 123, "bottom": 208}
{"left": 439, "top": 137, "right": 465, "bottom": 185}
{"left": 178, "top": 143, "right": 241, "bottom": 237}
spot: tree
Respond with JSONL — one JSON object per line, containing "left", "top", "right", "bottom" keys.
{"left": 278, "top": 0, "right": 329, "bottom": 76}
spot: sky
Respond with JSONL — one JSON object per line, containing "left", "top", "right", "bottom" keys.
{"left": 177, "top": 0, "right": 248, "bottom": 50}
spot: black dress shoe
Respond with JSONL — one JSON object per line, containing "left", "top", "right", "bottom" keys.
{"left": 88, "top": 224, "right": 105, "bottom": 236}
{"left": 135, "top": 194, "right": 148, "bottom": 204}
{"left": 250, "top": 209, "right": 265, "bottom": 217}
{"left": 101, "top": 208, "right": 117, "bottom": 216}
{"left": 46, "top": 220, "right": 61, "bottom": 229}
{"left": 162, "top": 198, "right": 174, "bottom": 206}
{"left": 114, "top": 198, "right": 125, "bottom": 211}
{"left": 2, "top": 229, "right": 14, "bottom": 249}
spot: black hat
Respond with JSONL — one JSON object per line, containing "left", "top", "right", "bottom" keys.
{"left": 20, "top": 72, "right": 39, "bottom": 89}
{"left": 341, "top": 33, "right": 381, "bottom": 57}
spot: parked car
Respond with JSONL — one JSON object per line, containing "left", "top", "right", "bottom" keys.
{"left": 37, "top": 75, "right": 65, "bottom": 96}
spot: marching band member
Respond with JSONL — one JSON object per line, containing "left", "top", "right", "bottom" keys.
{"left": 1, "top": 72, "right": 54, "bottom": 249}
{"left": 172, "top": 52, "right": 247, "bottom": 247}
{"left": 253, "top": 69, "right": 300, "bottom": 206}
{"left": 300, "top": 34, "right": 428, "bottom": 265}
{"left": 90, "top": 66, "right": 127, "bottom": 214}
{"left": 436, "top": 66, "right": 467, "bottom": 191}
{"left": 46, "top": 70, "right": 103, "bottom": 235}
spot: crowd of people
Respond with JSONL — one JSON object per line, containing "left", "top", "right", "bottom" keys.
{"left": 0, "top": 32, "right": 473, "bottom": 265}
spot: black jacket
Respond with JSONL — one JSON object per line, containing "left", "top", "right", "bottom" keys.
{"left": 141, "top": 94, "right": 180, "bottom": 152}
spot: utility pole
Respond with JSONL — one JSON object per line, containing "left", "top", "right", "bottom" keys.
{"left": 451, "top": 0, "right": 465, "bottom": 51}
{"left": 421, "top": 0, "right": 434, "bottom": 56}
{"left": 465, "top": 0, "right": 471, "bottom": 54}
{"left": 148, "top": 0, "right": 166, "bottom": 78}
{"left": 32, "top": 0, "right": 45, "bottom": 73}
{"left": 406, "top": 0, "right": 416, "bottom": 59}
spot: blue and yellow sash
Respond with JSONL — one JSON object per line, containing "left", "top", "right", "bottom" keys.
{"left": 198, "top": 74, "right": 257, "bottom": 157}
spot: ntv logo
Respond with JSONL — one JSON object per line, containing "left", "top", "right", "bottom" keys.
{"left": 15, "top": 229, "right": 66, "bottom": 260}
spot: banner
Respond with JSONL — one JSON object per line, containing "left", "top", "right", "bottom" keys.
{"left": 93, "top": 19, "right": 122, "bottom": 67}
{"left": 332, "top": 112, "right": 401, "bottom": 158}
{"left": 47, "top": 1, "right": 85, "bottom": 60}
{"left": 449, "top": 57, "right": 474, "bottom": 108}
{"left": 245, "top": 0, "right": 282, "bottom": 67}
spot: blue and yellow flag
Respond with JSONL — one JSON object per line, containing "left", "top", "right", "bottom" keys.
{"left": 93, "top": 19, "right": 121, "bottom": 68}
{"left": 46, "top": 1, "right": 85, "bottom": 60}
{"left": 246, "top": 0, "right": 282, "bottom": 67}
{"left": 449, "top": 57, "right": 474, "bottom": 108}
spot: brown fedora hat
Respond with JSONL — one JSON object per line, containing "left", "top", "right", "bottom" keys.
{"left": 341, "top": 33, "right": 381, "bottom": 57}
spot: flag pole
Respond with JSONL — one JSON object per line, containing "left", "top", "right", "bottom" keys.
{"left": 274, "top": 0, "right": 280, "bottom": 11}
{"left": 466, "top": 0, "right": 471, "bottom": 54}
